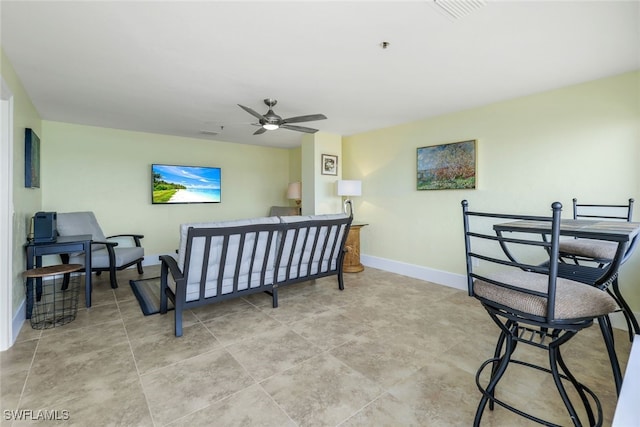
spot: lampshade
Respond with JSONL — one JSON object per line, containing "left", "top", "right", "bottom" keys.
{"left": 337, "top": 180, "right": 362, "bottom": 197}
{"left": 287, "top": 182, "right": 301, "bottom": 200}
{"left": 263, "top": 123, "right": 279, "bottom": 130}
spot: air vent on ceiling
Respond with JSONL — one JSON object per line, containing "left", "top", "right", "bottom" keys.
{"left": 200, "top": 130, "right": 219, "bottom": 136}
{"left": 432, "top": 0, "right": 486, "bottom": 20}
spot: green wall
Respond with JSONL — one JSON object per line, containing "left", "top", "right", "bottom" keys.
{"left": 301, "top": 132, "right": 343, "bottom": 215}
{"left": 1, "top": 49, "right": 43, "bottom": 315}
{"left": 41, "top": 121, "right": 293, "bottom": 258}
{"left": 342, "top": 70, "right": 640, "bottom": 312}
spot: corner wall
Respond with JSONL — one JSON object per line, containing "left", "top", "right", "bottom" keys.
{"left": 343, "top": 71, "right": 640, "bottom": 313}
{"left": 301, "top": 132, "right": 343, "bottom": 215}
{"left": 1, "top": 49, "right": 42, "bottom": 338}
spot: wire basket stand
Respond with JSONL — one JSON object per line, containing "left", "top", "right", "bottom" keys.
{"left": 23, "top": 264, "right": 83, "bottom": 329}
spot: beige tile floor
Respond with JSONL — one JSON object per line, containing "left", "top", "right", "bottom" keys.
{"left": 1, "top": 265, "right": 632, "bottom": 426}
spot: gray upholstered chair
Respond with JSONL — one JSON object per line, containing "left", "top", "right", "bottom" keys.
{"left": 56, "top": 211, "right": 144, "bottom": 288}
{"left": 462, "top": 200, "right": 619, "bottom": 426}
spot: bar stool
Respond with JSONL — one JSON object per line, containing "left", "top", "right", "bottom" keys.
{"left": 558, "top": 198, "right": 638, "bottom": 340}
{"left": 462, "top": 200, "right": 619, "bottom": 426}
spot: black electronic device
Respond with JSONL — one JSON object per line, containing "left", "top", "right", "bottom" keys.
{"left": 33, "top": 212, "right": 57, "bottom": 243}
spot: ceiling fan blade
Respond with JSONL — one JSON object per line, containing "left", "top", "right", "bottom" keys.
{"left": 253, "top": 127, "right": 267, "bottom": 135}
{"left": 282, "top": 114, "right": 327, "bottom": 124}
{"left": 280, "top": 124, "right": 319, "bottom": 134}
{"left": 238, "top": 104, "right": 265, "bottom": 120}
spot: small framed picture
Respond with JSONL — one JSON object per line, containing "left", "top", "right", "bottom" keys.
{"left": 25, "top": 128, "right": 41, "bottom": 188}
{"left": 321, "top": 154, "right": 338, "bottom": 176}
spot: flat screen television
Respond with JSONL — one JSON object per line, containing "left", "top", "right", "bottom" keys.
{"left": 152, "top": 164, "right": 221, "bottom": 204}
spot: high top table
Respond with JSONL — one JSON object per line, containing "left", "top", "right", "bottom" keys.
{"left": 25, "top": 235, "right": 93, "bottom": 318}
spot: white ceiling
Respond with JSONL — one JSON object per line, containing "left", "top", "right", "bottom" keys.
{"left": 1, "top": 1, "right": 638, "bottom": 148}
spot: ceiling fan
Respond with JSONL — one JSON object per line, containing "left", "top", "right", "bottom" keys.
{"left": 238, "top": 99, "right": 327, "bottom": 135}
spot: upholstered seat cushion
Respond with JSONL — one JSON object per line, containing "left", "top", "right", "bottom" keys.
{"left": 68, "top": 246, "right": 144, "bottom": 269}
{"left": 558, "top": 238, "right": 617, "bottom": 261}
{"left": 474, "top": 270, "right": 618, "bottom": 320}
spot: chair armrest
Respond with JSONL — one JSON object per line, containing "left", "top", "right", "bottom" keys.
{"left": 93, "top": 240, "right": 119, "bottom": 266}
{"left": 92, "top": 240, "right": 118, "bottom": 247}
{"left": 107, "top": 234, "right": 144, "bottom": 247}
{"left": 160, "top": 254, "right": 183, "bottom": 280}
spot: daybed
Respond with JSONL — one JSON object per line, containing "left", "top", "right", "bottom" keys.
{"left": 159, "top": 210, "right": 353, "bottom": 336}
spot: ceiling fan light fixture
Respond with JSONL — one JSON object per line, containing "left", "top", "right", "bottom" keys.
{"left": 239, "top": 99, "right": 326, "bottom": 135}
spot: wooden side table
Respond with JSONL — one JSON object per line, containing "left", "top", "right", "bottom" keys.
{"left": 343, "top": 223, "right": 368, "bottom": 273}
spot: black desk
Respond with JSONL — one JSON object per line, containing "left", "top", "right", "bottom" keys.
{"left": 25, "top": 235, "right": 92, "bottom": 318}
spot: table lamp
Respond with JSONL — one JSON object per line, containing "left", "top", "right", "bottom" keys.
{"left": 287, "top": 182, "right": 301, "bottom": 206}
{"left": 337, "top": 180, "right": 361, "bottom": 215}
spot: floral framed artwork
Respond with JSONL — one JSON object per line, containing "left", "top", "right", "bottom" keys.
{"left": 321, "top": 154, "right": 338, "bottom": 176}
{"left": 25, "top": 128, "right": 41, "bottom": 188}
{"left": 417, "top": 139, "right": 476, "bottom": 190}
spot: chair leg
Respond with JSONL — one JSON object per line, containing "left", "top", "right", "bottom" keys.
{"left": 159, "top": 288, "right": 168, "bottom": 314}
{"left": 599, "top": 315, "right": 623, "bottom": 395}
{"left": 60, "top": 254, "right": 70, "bottom": 290}
{"left": 474, "top": 331, "right": 515, "bottom": 427}
{"left": 488, "top": 322, "right": 512, "bottom": 411}
{"left": 160, "top": 262, "right": 169, "bottom": 314}
{"left": 136, "top": 260, "right": 144, "bottom": 275}
{"left": 475, "top": 313, "right": 603, "bottom": 426}
{"left": 175, "top": 305, "right": 183, "bottom": 337}
{"left": 555, "top": 345, "right": 597, "bottom": 426}
{"left": 611, "top": 278, "right": 639, "bottom": 340}
{"left": 109, "top": 267, "right": 118, "bottom": 289}
{"left": 548, "top": 331, "right": 583, "bottom": 427}
{"left": 605, "top": 288, "right": 633, "bottom": 342}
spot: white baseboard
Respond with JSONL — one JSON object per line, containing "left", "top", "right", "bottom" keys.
{"left": 360, "top": 253, "right": 639, "bottom": 332}
{"left": 361, "top": 254, "right": 467, "bottom": 291}
{"left": 9, "top": 299, "right": 25, "bottom": 348}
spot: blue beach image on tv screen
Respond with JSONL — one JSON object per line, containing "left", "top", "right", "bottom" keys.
{"left": 152, "top": 164, "right": 221, "bottom": 204}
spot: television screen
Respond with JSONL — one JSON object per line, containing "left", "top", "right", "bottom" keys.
{"left": 152, "top": 164, "right": 221, "bottom": 204}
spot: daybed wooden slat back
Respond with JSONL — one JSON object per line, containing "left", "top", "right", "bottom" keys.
{"left": 276, "top": 218, "right": 350, "bottom": 283}
{"left": 184, "top": 223, "right": 281, "bottom": 300}
{"left": 216, "top": 234, "right": 229, "bottom": 298}
{"left": 325, "top": 223, "right": 343, "bottom": 269}
{"left": 285, "top": 228, "right": 303, "bottom": 279}
{"left": 201, "top": 235, "right": 214, "bottom": 300}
